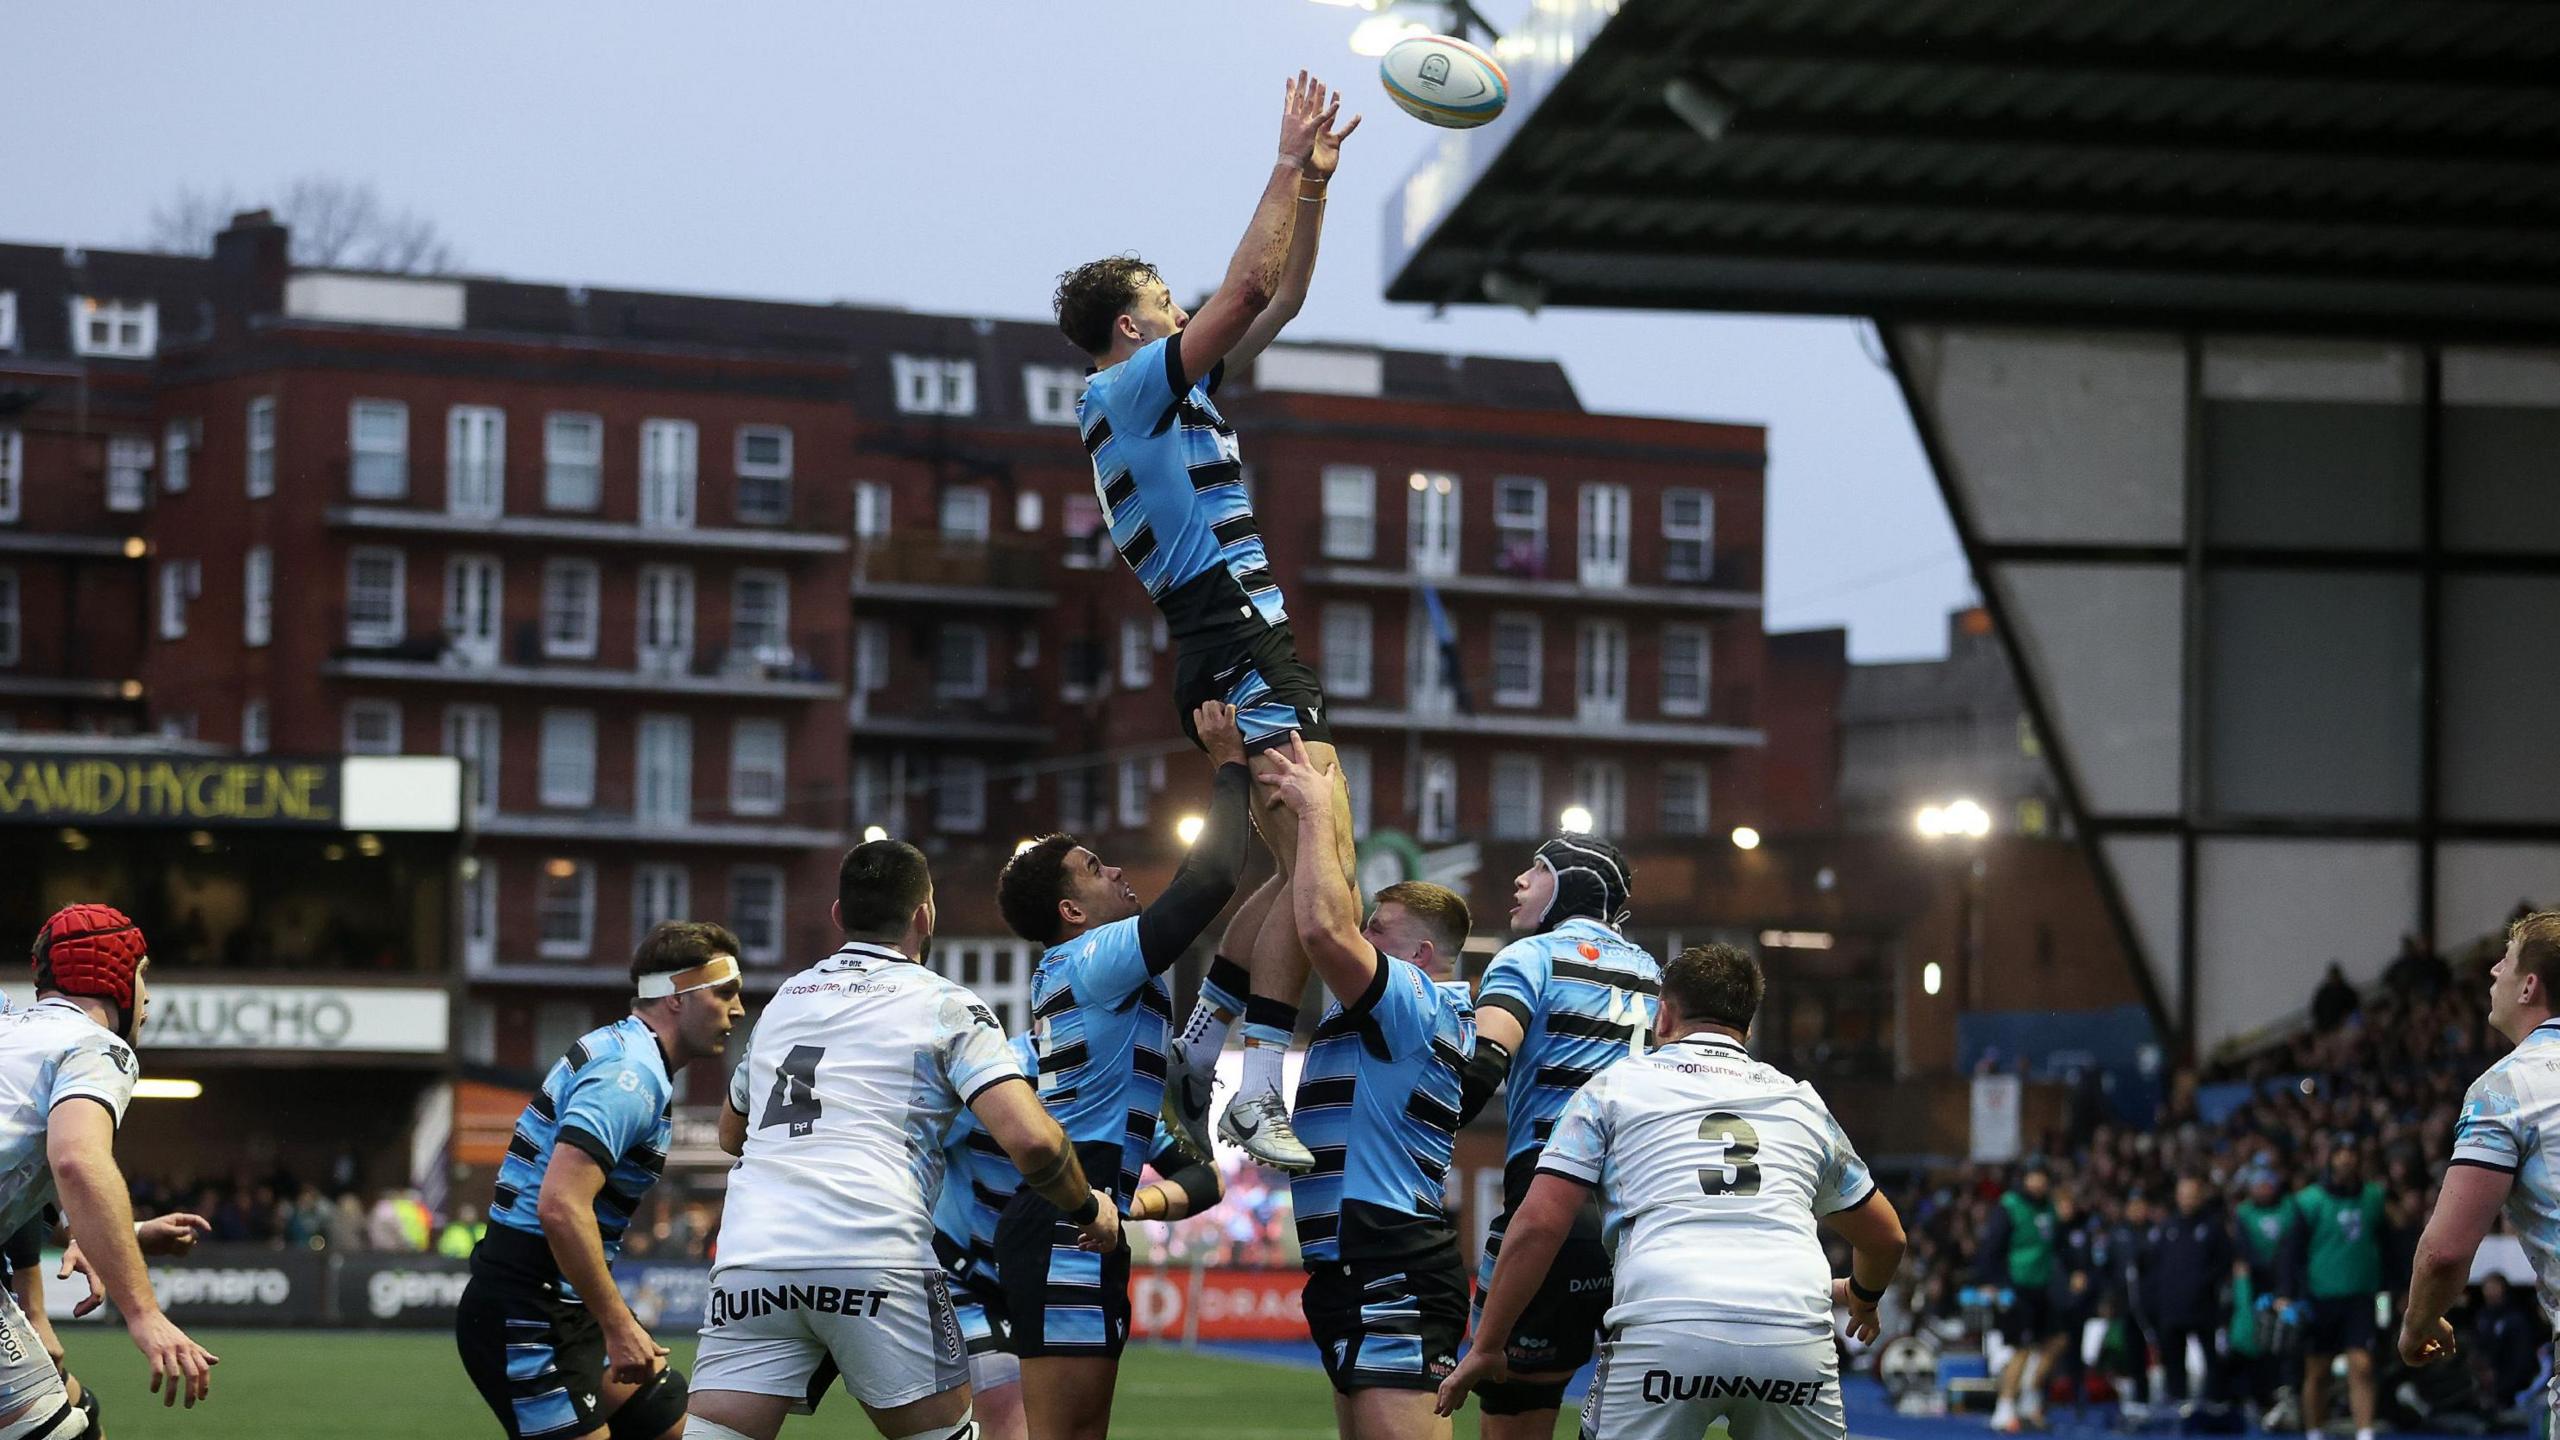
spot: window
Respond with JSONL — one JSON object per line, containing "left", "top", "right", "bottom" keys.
{"left": 1063, "top": 494, "right": 1108, "bottom": 568}
{"left": 1024, "top": 365, "right": 1084, "bottom": 426}
{"left": 443, "top": 704, "right": 501, "bottom": 818}
{"left": 637, "top": 565, "right": 695, "bottom": 673}
{"left": 1407, "top": 604, "right": 1458, "bottom": 716}
{"left": 1337, "top": 745, "right": 1373, "bottom": 838}
{"left": 1057, "top": 765, "right": 1097, "bottom": 831}
{"left": 936, "top": 624, "right": 988, "bottom": 698}
{"left": 0, "top": 292, "right": 14, "bottom": 351}
{"left": 633, "top": 863, "right": 690, "bottom": 939}
{"left": 162, "top": 419, "right": 195, "bottom": 494}
{"left": 461, "top": 864, "right": 497, "bottom": 974}
{"left": 1016, "top": 491, "right": 1043, "bottom": 533}
{"left": 1119, "top": 616, "right": 1151, "bottom": 690}
{"left": 937, "top": 940, "right": 1038, "bottom": 1037}
{"left": 735, "top": 425, "right": 793, "bottom": 524}
{"left": 1117, "top": 757, "right": 1148, "bottom": 829}
{"left": 730, "top": 718, "right": 786, "bottom": 817}
{"left": 157, "top": 558, "right": 199, "bottom": 640}
{"left": 733, "top": 570, "right": 789, "bottom": 658}
{"left": 539, "top": 709, "right": 597, "bottom": 808}
{"left": 1418, "top": 752, "right": 1459, "bottom": 842}
{"left": 105, "top": 436, "right": 150, "bottom": 512}
{"left": 1492, "top": 613, "right": 1541, "bottom": 707}
{"left": 1661, "top": 625, "right": 1710, "bottom": 717}
{"left": 243, "top": 546, "right": 273, "bottom": 647}
{"left": 537, "top": 860, "right": 596, "bottom": 959}
{"left": 246, "top": 397, "right": 276, "bottom": 499}
{"left": 1408, "top": 471, "right": 1460, "bottom": 576}
{"left": 637, "top": 714, "right": 692, "bottom": 826}
{"left": 0, "top": 569, "right": 17, "bottom": 666}
{"left": 349, "top": 400, "right": 409, "bottom": 499}
{"left": 1660, "top": 762, "right": 1710, "bottom": 836}
{"left": 939, "top": 487, "right": 991, "bottom": 542}
{"left": 1321, "top": 604, "right": 1373, "bottom": 699}
{"left": 442, "top": 406, "right": 505, "bottom": 518}
{"left": 1016, "top": 627, "right": 1040, "bottom": 668}
{"left": 1321, "top": 465, "right": 1376, "bottom": 560}
{"left": 69, "top": 297, "right": 156, "bottom": 358}
{"left": 1573, "top": 759, "right": 1627, "bottom": 836}
{"left": 346, "top": 548, "right": 405, "bottom": 647}
{"left": 855, "top": 481, "right": 892, "bottom": 540}
{"left": 240, "top": 698, "right": 269, "bottom": 756}
{"left": 343, "top": 700, "right": 403, "bottom": 755}
{"left": 1495, "top": 477, "right": 1547, "bottom": 575}
{"left": 1579, "top": 483, "right": 1630, "bottom": 587}
{"left": 541, "top": 559, "right": 599, "bottom": 659}
{"left": 728, "top": 866, "right": 785, "bottom": 964}
{"left": 894, "top": 355, "right": 977, "bottom": 416}
{"left": 1663, "top": 490, "right": 1715, "bottom": 582}
{"left": 1492, "top": 754, "right": 1543, "bottom": 839}
{"left": 444, "top": 554, "right": 502, "bottom": 667}
{"left": 1577, "top": 619, "right": 1627, "bottom": 723}
{"left": 937, "top": 757, "right": 987, "bottom": 833}
{"left": 640, "top": 419, "right": 697, "bottom": 528}
{"left": 855, "top": 620, "right": 891, "bottom": 694}
{"left": 543, "top": 413, "right": 602, "bottom": 511}
{"left": 1062, "top": 636, "right": 1107, "bottom": 701}
{"left": 0, "top": 429, "right": 19, "bottom": 521}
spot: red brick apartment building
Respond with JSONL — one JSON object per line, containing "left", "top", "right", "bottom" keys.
{"left": 0, "top": 213, "right": 1783, "bottom": 1099}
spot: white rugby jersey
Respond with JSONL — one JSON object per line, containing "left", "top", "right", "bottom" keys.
{"left": 2451, "top": 1018, "right": 2560, "bottom": 1323}
{"left": 1537, "top": 1031, "right": 1874, "bottom": 1335}
{"left": 714, "top": 943, "right": 1022, "bottom": 1274}
{"left": 0, "top": 998, "right": 140, "bottom": 1240}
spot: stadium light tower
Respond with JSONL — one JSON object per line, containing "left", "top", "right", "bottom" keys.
{"left": 1914, "top": 797, "right": 1993, "bottom": 1011}
{"left": 1559, "top": 805, "right": 1594, "bottom": 835}
{"left": 1176, "top": 814, "right": 1206, "bottom": 847}
{"left": 1312, "top": 0, "right": 1502, "bottom": 54}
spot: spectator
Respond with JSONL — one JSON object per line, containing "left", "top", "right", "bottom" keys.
{"left": 437, "top": 1203, "right": 486, "bottom": 1259}
{"left": 2383, "top": 934, "right": 2452, "bottom": 1004}
{"left": 2289, "top": 1140, "right": 2386, "bottom": 1440}
{"left": 1981, "top": 1161, "right": 2070, "bottom": 1433}
{"left": 2141, "top": 1174, "right": 2234, "bottom": 1419}
{"left": 2229, "top": 1162, "right": 2298, "bottom": 1423}
{"left": 2312, "top": 963, "right": 2360, "bottom": 1034}
{"left": 2469, "top": 1272, "right": 2540, "bottom": 1413}
{"left": 365, "top": 1190, "right": 413, "bottom": 1251}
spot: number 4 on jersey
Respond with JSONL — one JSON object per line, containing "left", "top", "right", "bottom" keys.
{"left": 761, "top": 1044, "right": 825, "bottom": 1137}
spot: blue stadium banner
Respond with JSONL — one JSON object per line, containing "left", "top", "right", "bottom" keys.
{"left": 0, "top": 750, "right": 340, "bottom": 828}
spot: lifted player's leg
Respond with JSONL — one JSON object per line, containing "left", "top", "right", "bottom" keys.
{"left": 1163, "top": 873, "right": 1282, "bottom": 1159}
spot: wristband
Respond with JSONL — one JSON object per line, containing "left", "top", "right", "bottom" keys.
{"left": 1849, "top": 1277, "right": 1885, "bottom": 1305}
{"left": 1068, "top": 1190, "right": 1102, "bottom": 1226}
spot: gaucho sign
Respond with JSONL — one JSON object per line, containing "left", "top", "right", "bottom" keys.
{"left": 0, "top": 752, "right": 338, "bottom": 827}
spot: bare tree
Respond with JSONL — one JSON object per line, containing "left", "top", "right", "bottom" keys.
{"left": 144, "top": 176, "right": 462, "bottom": 274}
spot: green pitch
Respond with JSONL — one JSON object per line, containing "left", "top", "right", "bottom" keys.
{"left": 58, "top": 1330, "right": 1564, "bottom": 1438}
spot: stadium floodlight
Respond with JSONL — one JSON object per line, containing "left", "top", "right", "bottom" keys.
{"left": 1916, "top": 798, "right": 1992, "bottom": 841}
{"left": 1176, "top": 814, "right": 1206, "bottom": 847}
{"left": 121, "top": 536, "right": 146, "bottom": 558}
{"left": 1559, "top": 805, "right": 1594, "bottom": 835}
{"left": 1923, "top": 962, "right": 1943, "bottom": 996}
{"left": 1664, "top": 75, "right": 1741, "bottom": 144}
{"left": 1480, "top": 268, "right": 1547, "bottom": 316}
{"left": 1321, "top": 0, "right": 1502, "bottom": 52}
{"left": 1349, "top": 13, "right": 1433, "bottom": 54}
{"left": 862, "top": 825, "right": 889, "bottom": 843}
{"left": 1013, "top": 838, "right": 1038, "bottom": 857}
{"left": 132, "top": 1078, "right": 204, "bottom": 1101}
{"left": 1913, "top": 804, "right": 1947, "bottom": 839}
{"left": 1730, "top": 826, "right": 1761, "bottom": 851}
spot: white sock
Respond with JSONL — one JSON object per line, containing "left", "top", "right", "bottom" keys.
{"left": 2019, "top": 1356, "right": 2045, "bottom": 1417}
{"left": 1240, "top": 1040, "right": 1284, "bottom": 1100}
{"left": 1177, "top": 1000, "right": 1231, "bottom": 1061}
{"left": 1992, "top": 1398, "right": 2017, "bottom": 1428}
{"left": 2356, "top": 1429, "right": 2374, "bottom": 1440}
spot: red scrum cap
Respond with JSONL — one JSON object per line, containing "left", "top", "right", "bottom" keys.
{"left": 33, "top": 903, "right": 147, "bottom": 1015}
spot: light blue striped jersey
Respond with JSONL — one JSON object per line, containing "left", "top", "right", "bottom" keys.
{"left": 1078, "top": 336, "right": 1284, "bottom": 638}
{"left": 1292, "top": 957, "right": 1475, "bottom": 1264}
{"left": 487, "top": 1015, "right": 672, "bottom": 1296}
{"left": 935, "top": 1035, "right": 1037, "bottom": 1291}
{"left": 1029, "top": 915, "right": 1172, "bottom": 1209}
{"left": 2453, "top": 1018, "right": 2560, "bottom": 1324}
{"left": 1478, "top": 917, "right": 1663, "bottom": 1163}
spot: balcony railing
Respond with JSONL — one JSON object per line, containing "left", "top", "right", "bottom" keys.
{"left": 852, "top": 538, "right": 1055, "bottom": 606}
{"left": 848, "top": 682, "right": 1051, "bottom": 742}
{"left": 326, "top": 618, "right": 841, "bottom": 698}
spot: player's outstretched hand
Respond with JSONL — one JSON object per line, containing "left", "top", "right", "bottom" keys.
{"left": 1436, "top": 1341, "right": 1511, "bottom": 1417}
{"left": 1194, "top": 700, "right": 1247, "bottom": 768}
{"left": 56, "top": 1239, "right": 106, "bottom": 1318}
{"left": 604, "top": 1315, "right": 669, "bottom": 1386}
{"left": 1832, "top": 1278, "right": 1882, "bottom": 1343}
{"left": 127, "top": 1310, "right": 218, "bottom": 1407}
{"left": 1305, "top": 83, "right": 1359, "bottom": 181}
{"left": 2399, "top": 1313, "right": 2457, "bottom": 1368}
{"left": 1253, "top": 732, "right": 1332, "bottom": 817}
{"left": 1075, "top": 1189, "right": 1123, "bottom": 1255}
{"left": 138, "top": 1211, "right": 212, "bottom": 1258}
{"left": 1277, "top": 70, "right": 1328, "bottom": 167}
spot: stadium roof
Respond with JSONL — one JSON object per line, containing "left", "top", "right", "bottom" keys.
{"left": 1383, "top": 0, "right": 2560, "bottom": 336}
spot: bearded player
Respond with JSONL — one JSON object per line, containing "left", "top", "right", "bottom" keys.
{"left": 1053, "top": 72, "right": 1360, "bottom": 1173}
{"left": 0, "top": 905, "right": 221, "bottom": 1436}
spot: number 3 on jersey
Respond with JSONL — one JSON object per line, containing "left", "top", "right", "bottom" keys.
{"left": 761, "top": 1044, "right": 825, "bottom": 1137}
{"left": 1696, "top": 1111, "right": 1761, "bottom": 1196}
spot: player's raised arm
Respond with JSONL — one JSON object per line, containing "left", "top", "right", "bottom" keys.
{"left": 1258, "top": 731, "right": 1382, "bottom": 1000}
{"left": 49, "top": 1100, "right": 217, "bottom": 1407}
{"left": 1175, "top": 73, "right": 1331, "bottom": 383}
{"left": 1133, "top": 701, "right": 1254, "bottom": 971}
{"left": 1226, "top": 76, "right": 1360, "bottom": 372}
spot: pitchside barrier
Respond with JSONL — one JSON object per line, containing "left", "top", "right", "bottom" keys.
{"left": 41, "top": 1246, "right": 1321, "bottom": 1341}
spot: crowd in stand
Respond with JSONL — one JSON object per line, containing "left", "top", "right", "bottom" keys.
{"left": 1886, "top": 915, "right": 2546, "bottom": 1435}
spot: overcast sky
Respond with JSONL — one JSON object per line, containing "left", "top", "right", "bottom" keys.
{"left": 5, "top": 1, "right": 1974, "bottom": 659}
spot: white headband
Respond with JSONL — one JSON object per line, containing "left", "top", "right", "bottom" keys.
{"left": 636, "top": 953, "right": 740, "bottom": 999}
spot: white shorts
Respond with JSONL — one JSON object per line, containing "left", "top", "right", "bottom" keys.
{"left": 1579, "top": 1324, "right": 1844, "bottom": 1440}
{"left": 695, "top": 1267, "right": 969, "bottom": 1412}
{"left": 0, "top": 1288, "right": 66, "bottom": 1430}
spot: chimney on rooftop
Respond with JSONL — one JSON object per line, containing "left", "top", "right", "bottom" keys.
{"left": 211, "top": 210, "right": 289, "bottom": 332}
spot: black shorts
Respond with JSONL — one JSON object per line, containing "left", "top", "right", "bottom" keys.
{"left": 2002, "top": 1286, "right": 2058, "bottom": 1343}
{"left": 1473, "top": 1153, "right": 1613, "bottom": 1376}
{"left": 1174, "top": 621, "right": 1332, "bottom": 754}
{"left": 2303, "top": 1295, "right": 2378, "bottom": 1355}
{"left": 455, "top": 1250, "right": 611, "bottom": 1440}
{"left": 992, "top": 1150, "right": 1133, "bottom": 1360}
{"left": 1303, "top": 1253, "right": 1468, "bottom": 1396}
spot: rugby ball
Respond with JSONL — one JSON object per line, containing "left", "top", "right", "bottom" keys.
{"left": 1380, "top": 34, "right": 1508, "bottom": 130}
